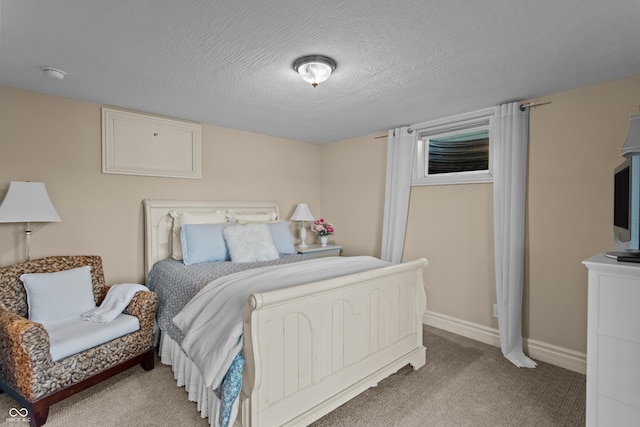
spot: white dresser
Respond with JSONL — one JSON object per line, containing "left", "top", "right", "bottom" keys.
{"left": 583, "top": 254, "right": 640, "bottom": 426}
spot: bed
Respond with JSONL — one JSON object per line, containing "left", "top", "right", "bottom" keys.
{"left": 143, "top": 199, "right": 428, "bottom": 427}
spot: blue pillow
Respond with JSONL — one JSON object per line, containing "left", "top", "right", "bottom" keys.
{"left": 181, "top": 223, "right": 229, "bottom": 265}
{"left": 267, "top": 222, "right": 296, "bottom": 255}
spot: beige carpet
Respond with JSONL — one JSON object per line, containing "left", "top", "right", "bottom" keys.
{"left": 0, "top": 326, "right": 585, "bottom": 426}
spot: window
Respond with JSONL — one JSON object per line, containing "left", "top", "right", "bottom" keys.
{"left": 412, "top": 107, "right": 498, "bottom": 186}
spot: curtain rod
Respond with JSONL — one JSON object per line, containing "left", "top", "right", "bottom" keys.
{"left": 520, "top": 101, "right": 551, "bottom": 109}
{"left": 376, "top": 101, "right": 551, "bottom": 139}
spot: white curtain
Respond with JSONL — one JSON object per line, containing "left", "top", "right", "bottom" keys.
{"left": 493, "top": 102, "right": 537, "bottom": 368}
{"left": 381, "top": 126, "right": 415, "bottom": 264}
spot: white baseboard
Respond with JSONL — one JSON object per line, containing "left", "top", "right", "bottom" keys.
{"left": 423, "top": 310, "right": 586, "bottom": 375}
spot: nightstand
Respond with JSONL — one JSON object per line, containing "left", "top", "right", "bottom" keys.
{"left": 296, "top": 244, "right": 342, "bottom": 258}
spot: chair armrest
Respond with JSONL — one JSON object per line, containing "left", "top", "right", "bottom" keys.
{"left": 96, "top": 285, "right": 109, "bottom": 306}
{"left": 0, "top": 307, "right": 53, "bottom": 399}
{"left": 123, "top": 291, "right": 157, "bottom": 335}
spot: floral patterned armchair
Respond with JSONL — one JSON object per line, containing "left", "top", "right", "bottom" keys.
{"left": 0, "top": 256, "right": 157, "bottom": 427}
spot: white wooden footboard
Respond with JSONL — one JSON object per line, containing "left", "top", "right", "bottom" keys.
{"left": 238, "top": 258, "right": 428, "bottom": 427}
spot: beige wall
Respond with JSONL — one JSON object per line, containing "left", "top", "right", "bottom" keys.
{"left": 526, "top": 76, "right": 640, "bottom": 351}
{"left": 323, "top": 75, "right": 640, "bottom": 354}
{"left": 320, "top": 133, "right": 388, "bottom": 257}
{"left": 2, "top": 75, "right": 639, "bottom": 354}
{"left": 0, "top": 86, "right": 322, "bottom": 284}
{"left": 404, "top": 184, "right": 495, "bottom": 325}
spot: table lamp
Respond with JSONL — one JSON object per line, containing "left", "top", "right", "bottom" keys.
{"left": 0, "top": 181, "right": 62, "bottom": 261}
{"left": 289, "top": 203, "right": 314, "bottom": 248}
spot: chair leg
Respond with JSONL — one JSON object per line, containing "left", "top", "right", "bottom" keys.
{"left": 0, "top": 383, "right": 47, "bottom": 427}
{"left": 140, "top": 348, "right": 155, "bottom": 371}
{"left": 3, "top": 348, "right": 155, "bottom": 427}
{"left": 27, "top": 401, "right": 49, "bottom": 427}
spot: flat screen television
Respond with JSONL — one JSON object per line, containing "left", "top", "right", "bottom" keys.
{"left": 614, "top": 156, "right": 640, "bottom": 250}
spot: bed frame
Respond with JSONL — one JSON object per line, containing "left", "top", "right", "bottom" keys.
{"left": 143, "top": 199, "right": 428, "bottom": 426}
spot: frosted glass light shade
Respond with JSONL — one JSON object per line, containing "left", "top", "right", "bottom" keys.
{"left": 293, "top": 55, "right": 337, "bottom": 87}
{"left": 0, "top": 181, "right": 61, "bottom": 223}
{"left": 621, "top": 113, "right": 640, "bottom": 157}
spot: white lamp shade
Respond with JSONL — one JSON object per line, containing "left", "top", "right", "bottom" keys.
{"left": 289, "top": 203, "right": 314, "bottom": 222}
{"left": 0, "top": 181, "right": 62, "bottom": 223}
{"left": 621, "top": 113, "right": 640, "bottom": 157}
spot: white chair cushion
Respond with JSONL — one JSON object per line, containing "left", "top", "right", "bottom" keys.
{"left": 47, "top": 314, "right": 140, "bottom": 362}
{"left": 20, "top": 266, "right": 96, "bottom": 327}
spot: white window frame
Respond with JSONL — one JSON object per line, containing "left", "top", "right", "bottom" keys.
{"left": 412, "top": 106, "right": 499, "bottom": 186}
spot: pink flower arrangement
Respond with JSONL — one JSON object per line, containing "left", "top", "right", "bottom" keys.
{"left": 311, "top": 218, "right": 334, "bottom": 236}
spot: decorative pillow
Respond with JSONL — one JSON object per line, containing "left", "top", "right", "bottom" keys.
{"left": 267, "top": 221, "right": 296, "bottom": 255}
{"left": 228, "top": 209, "right": 277, "bottom": 224}
{"left": 169, "top": 210, "right": 228, "bottom": 260}
{"left": 181, "top": 223, "right": 230, "bottom": 265}
{"left": 20, "top": 266, "right": 96, "bottom": 327}
{"left": 223, "top": 223, "right": 280, "bottom": 263}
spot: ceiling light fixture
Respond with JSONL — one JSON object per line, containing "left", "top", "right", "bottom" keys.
{"left": 293, "top": 55, "right": 337, "bottom": 88}
{"left": 43, "top": 67, "right": 66, "bottom": 80}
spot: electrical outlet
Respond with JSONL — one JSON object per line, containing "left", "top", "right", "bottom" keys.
{"left": 493, "top": 304, "right": 499, "bottom": 318}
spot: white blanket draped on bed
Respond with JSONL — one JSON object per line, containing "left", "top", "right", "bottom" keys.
{"left": 173, "top": 256, "right": 389, "bottom": 391}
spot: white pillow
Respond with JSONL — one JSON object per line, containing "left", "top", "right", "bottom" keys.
{"left": 169, "top": 210, "right": 228, "bottom": 260}
{"left": 20, "top": 266, "right": 96, "bottom": 327}
{"left": 228, "top": 209, "right": 277, "bottom": 224}
{"left": 223, "top": 223, "right": 280, "bottom": 263}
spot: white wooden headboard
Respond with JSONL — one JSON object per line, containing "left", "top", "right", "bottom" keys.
{"left": 142, "top": 199, "right": 280, "bottom": 279}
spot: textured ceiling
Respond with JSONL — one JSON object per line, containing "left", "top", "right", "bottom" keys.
{"left": 1, "top": 1, "right": 639, "bottom": 144}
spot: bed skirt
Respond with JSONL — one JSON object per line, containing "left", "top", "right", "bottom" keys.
{"left": 159, "top": 334, "right": 239, "bottom": 427}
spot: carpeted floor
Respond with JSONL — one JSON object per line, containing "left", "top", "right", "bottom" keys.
{"left": 0, "top": 326, "right": 585, "bottom": 426}
{"left": 312, "top": 326, "right": 585, "bottom": 427}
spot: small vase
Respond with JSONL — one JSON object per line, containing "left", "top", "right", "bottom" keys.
{"left": 320, "top": 235, "right": 328, "bottom": 247}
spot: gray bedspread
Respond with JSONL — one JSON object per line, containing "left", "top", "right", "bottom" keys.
{"left": 146, "top": 255, "right": 314, "bottom": 344}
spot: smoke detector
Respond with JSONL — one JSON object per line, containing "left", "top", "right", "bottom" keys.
{"left": 43, "top": 67, "right": 66, "bottom": 80}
